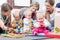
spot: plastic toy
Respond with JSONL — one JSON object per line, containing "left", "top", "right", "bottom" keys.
{"left": 8, "top": 28, "right": 15, "bottom": 34}
{"left": 5, "top": 30, "right": 8, "bottom": 34}
{"left": 45, "top": 33, "right": 60, "bottom": 38}
{"left": 16, "top": 22, "right": 18, "bottom": 27}
{"left": 11, "top": 24, "right": 15, "bottom": 28}
{"left": 18, "top": 26, "right": 21, "bottom": 34}
{"left": 11, "top": 24, "right": 15, "bottom": 27}
{"left": 55, "top": 27, "right": 60, "bottom": 32}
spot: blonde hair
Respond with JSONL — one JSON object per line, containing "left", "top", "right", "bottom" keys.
{"left": 36, "top": 11, "right": 45, "bottom": 17}
{"left": 45, "top": 0, "right": 55, "bottom": 6}
{"left": 24, "top": 10, "right": 32, "bottom": 16}
{"left": 30, "top": 2, "right": 39, "bottom": 10}
{"left": 13, "top": 11, "right": 20, "bottom": 17}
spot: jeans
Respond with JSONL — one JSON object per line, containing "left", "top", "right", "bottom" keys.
{"left": 46, "top": 25, "right": 54, "bottom": 31}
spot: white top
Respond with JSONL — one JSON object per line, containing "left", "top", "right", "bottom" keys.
{"left": 23, "top": 18, "right": 33, "bottom": 28}
{"left": 33, "top": 19, "right": 51, "bottom": 28}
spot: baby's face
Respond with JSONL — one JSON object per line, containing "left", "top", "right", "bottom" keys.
{"left": 25, "top": 11, "right": 32, "bottom": 19}
{"left": 26, "top": 13, "right": 32, "bottom": 19}
{"left": 14, "top": 15, "right": 20, "bottom": 21}
{"left": 36, "top": 13, "right": 44, "bottom": 21}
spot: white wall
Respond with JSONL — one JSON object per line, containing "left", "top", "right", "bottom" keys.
{"left": 32, "top": 0, "right": 60, "bottom": 13}
{"left": 0, "top": 0, "right": 60, "bottom": 22}
{"left": 32, "top": 0, "right": 45, "bottom": 12}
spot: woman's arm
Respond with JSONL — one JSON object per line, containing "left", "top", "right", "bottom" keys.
{"left": 0, "top": 19, "right": 8, "bottom": 30}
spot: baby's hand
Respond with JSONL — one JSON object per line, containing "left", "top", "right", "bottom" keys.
{"left": 11, "top": 24, "right": 16, "bottom": 28}
{"left": 40, "top": 23, "right": 45, "bottom": 27}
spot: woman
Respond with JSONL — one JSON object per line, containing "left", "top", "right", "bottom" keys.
{"left": 45, "top": 0, "right": 55, "bottom": 31}
{"left": 0, "top": 3, "right": 12, "bottom": 33}
{"left": 19, "top": 2, "right": 39, "bottom": 20}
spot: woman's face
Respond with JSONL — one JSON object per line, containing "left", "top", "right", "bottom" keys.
{"left": 2, "top": 10, "right": 11, "bottom": 16}
{"left": 30, "top": 6, "right": 37, "bottom": 12}
{"left": 45, "top": 2, "right": 53, "bottom": 12}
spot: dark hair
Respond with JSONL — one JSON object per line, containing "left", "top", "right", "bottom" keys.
{"left": 45, "top": 0, "right": 55, "bottom": 6}
{"left": 1, "top": 3, "right": 12, "bottom": 12}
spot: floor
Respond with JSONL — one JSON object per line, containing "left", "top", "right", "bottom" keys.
{"left": 0, "top": 34, "right": 60, "bottom": 40}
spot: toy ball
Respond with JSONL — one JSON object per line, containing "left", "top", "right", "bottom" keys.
{"left": 12, "top": 24, "right": 15, "bottom": 27}
{"left": 18, "top": 26, "right": 20, "bottom": 28}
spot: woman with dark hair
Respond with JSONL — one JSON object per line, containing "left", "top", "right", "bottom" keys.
{"left": 45, "top": 0, "right": 55, "bottom": 31}
{"left": 0, "top": 3, "right": 12, "bottom": 33}
{"left": 19, "top": 2, "right": 39, "bottom": 20}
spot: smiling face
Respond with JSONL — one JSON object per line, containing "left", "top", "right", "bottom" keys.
{"left": 1, "top": 3, "right": 12, "bottom": 16}
{"left": 45, "top": 2, "right": 53, "bottom": 12}
{"left": 2, "top": 10, "right": 11, "bottom": 16}
{"left": 36, "top": 12, "right": 44, "bottom": 21}
{"left": 30, "top": 2, "right": 39, "bottom": 12}
{"left": 13, "top": 12, "right": 20, "bottom": 21}
{"left": 24, "top": 11, "right": 32, "bottom": 19}
{"left": 30, "top": 6, "right": 37, "bottom": 12}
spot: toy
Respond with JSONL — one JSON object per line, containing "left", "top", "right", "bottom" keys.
{"left": 11, "top": 23, "right": 16, "bottom": 28}
{"left": 54, "top": 13, "right": 60, "bottom": 33}
{"left": 5, "top": 30, "right": 8, "bottom": 34}
{"left": 16, "top": 22, "right": 18, "bottom": 27}
{"left": 55, "top": 27, "right": 60, "bottom": 32}
{"left": 45, "top": 33, "right": 60, "bottom": 38}
{"left": 18, "top": 26, "right": 21, "bottom": 34}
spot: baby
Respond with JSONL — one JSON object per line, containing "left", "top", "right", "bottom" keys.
{"left": 23, "top": 10, "right": 33, "bottom": 33}
{"left": 32, "top": 12, "right": 50, "bottom": 35}
{"left": 9, "top": 11, "right": 22, "bottom": 34}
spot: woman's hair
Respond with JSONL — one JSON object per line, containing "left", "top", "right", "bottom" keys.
{"left": 30, "top": 2, "right": 39, "bottom": 10}
{"left": 45, "top": 0, "right": 55, "bottom": 6}
{"left": 45, "top": 0, "right": 55, "bottom": 20}
{"left": 1, "top": 3, "right": 12, "bottom": 12}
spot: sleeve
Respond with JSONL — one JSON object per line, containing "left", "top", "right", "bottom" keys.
{"left": 0, "top": 19, "right": 8, "bottom": 30}
{"left": 33, "top": 20, "right": 40, "bottom": 28}
{"left": 44, "top": 19, "right": 51, "bottom": 27}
